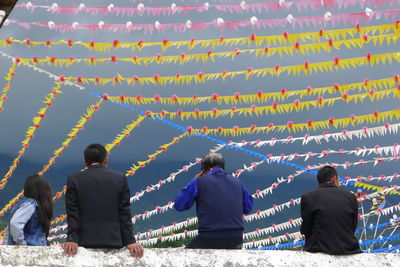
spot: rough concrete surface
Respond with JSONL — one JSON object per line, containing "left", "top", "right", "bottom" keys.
{"left": 0, "top": 246, "right": 399, "bottom": 267}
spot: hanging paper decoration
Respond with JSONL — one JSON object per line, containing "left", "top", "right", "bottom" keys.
{"left": 149, "top": 88, "right": 400, "bottom": 120}
{"left": 50, "top": 52, "right": 400, "bottom": 87}
{"left": 5, "top": 9, "right": 400, "bottom": 34}
{"left": 105, "top": 114, "right": 146, "bottom": 152}
{"left": 344, "top": 173, "right": 399, "bottom": 185}
{"left": 131, "top": 144, "right": 225, "bottom": 203}
{"left": 39, "top": 98, "right": 105, "bottom": 175}
{"left": 125, "top": 132, "right": 188, "bottom": 176}
{"left": 229, "top": 123, "right": 400, "bottom": 148}
{"left": 16, "top": 32, "right": 399, "bottom": 67}
{"left": 0, "top": 62, "right": 17, "bottom": 113}
{"left": 0, "top": 99, "right": 104, "bottom": 217}
{"left": 15, "top": 0, "right": 397, "bottom": 17}
{"left": 108, "top": 75, "right": 399, "bottom": 106}
{"left": 0, "top": 82, "right": 62, "bottom": 191}
{"left": 1, "top": 23, "right": 397, "bottom": 51}
{"left": 186, "top": 108, "right": 400, "bottom": 136}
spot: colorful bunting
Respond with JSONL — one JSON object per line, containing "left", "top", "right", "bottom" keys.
{"left": 0, "top": 82, "right": 62, "bottom": 192}
{"left": 1, "top": 23, "right": 398, "bottom": 52}
{"left": 15, "top": 0, "right": 398, "bottom": 17}
{"left": 148, "top": 88, "right": 400, "bottom": 120}
{"left": 5, "top": 9, "right": 400, "bottom": 34}
{"left": 125, "top": 132, "right": 189, "bottom": 176}
{"left": 11, "top": 33, "right": 400, "bottom": 67}
{"left": 0, "top": 62, "right": 17, "bottom": 113}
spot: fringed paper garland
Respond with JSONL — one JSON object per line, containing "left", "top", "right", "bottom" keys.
{"left": 125, "top": 132, "right": 189, "bottom": 176}
{"left": 1, "top": 23, "right": 398, "bottom": 51}
{"left": 5, "top": 9, "right": 400, "bottom": 34}
{"left": 105, "top": 114, "right": 146, "bottom": 152}
{"left": 185, "top": 109, "right": 400, "bottom": 136}
{"left": 130, "top": 144, "right": 225, "bottom": 203}
{"left": 344, "top": 173, "right": 400, "bottom": 185}
{"left": 229, "top": 123, "right": 400, "bottom": 148}
{"left": 39, "top": 98, "right": 105, "bottom": 175}
{"left": 148, "top": 88, "right": 400, "bottom": 120}
{"left": 0, "top": 62, "right": 17, "bottom": 113}
{"left": 0, "top": 99, "right": 105, "bottom": 218}
{"left": 56, "top": 52, "right": 400, "bottom": 87}
{"left": 0, "top": 82, "right": 62, "bottom": 191}
{"left": 15, "top": 33, "right": 400, "bottom": 67}
{"left": 108, "top": 75, "right": 400, "bottom": 106}
{"left": 16, "top": 0, "right": 397, "bottom": 17}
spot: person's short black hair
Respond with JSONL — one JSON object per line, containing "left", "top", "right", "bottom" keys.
{"left": 317, "top": 166, "right": 338, "bottom": 184}
{"left": 201, "top": 152, "right": 225, "bottom": 171}
{"left": 84, "top": 144, "right": 107, "bottom": 165}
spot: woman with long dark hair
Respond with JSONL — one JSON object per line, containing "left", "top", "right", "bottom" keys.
{"left": 5, "top": 174, "right": 53, "bottom": 245}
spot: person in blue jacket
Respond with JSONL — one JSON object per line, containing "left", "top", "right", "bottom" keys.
{"left": 174, "top": 152, "right": 253, "bottom": 249}
{"left": 5, "top": 174, "right": 53, "bottom": 246}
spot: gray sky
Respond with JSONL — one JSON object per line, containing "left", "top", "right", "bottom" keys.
{"left": 0, "top": 0, "right": 399, "bottom": 239}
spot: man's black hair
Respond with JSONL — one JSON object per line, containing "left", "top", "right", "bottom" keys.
{"left": 84, "top": 144, "right": 107, "bottom": 165}
{"left": 317, "top": 165, "right": 338, "bottom": 184}
{"left": 201, "top": 152, "right": 225, "bottom": 171}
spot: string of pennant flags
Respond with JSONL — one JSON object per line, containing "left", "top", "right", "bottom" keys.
{"left": 4, "top": 8, "right": 400, "bottom": 34}
{"left": 106, "top": 75, "right": 400, "bottom": 106}
{"left": 185, "top": 108, "right": 400, "bottom": 136}
{"left": 1, "top": 23, "right": 398, "bottom": 52}
{"left": 48, "top": 52, "right": 400, "bottom": 87}
{"left": 228, "top": 123, "right": 400, "bottom": 148}
{"left": 16, "top": 0, "right": 400, "bottom": 17}
{"left": 145, "top": 88, "right": 400, "bottom": 121}
{"left": 0, "top": 82, "right": 62, "bottom": 192}
{"left": 11, "top": 33, "right": 400, "bottom": 67}
{"left": 0, "top": 63, "right": 17, "bottom": 113}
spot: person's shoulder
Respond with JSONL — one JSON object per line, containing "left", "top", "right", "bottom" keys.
{"left": 301, "top": 188, "right": 321, "bottom": 198}
{"left": 336, "top": 187, "right": 357, "bottom": 198}
{"left": 21, "top": 197, "right": 37, "bottom": 206}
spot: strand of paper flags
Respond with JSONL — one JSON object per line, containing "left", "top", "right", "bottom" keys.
{"left": 5, "top": 9, "right": 400, "bottom": 34}
{"left": 106, "top": 75, "right": 400, "bottom": 106}
{"left": 13, "top": 33, "right": 400, "bottom": 67}
{"left": 128, "top": 156, "right": 398, "bottom": 225}
{"left": 185, "top": 108, "right": 400, "bottom": 135}
{"left": 16, "top": 0, "right": 400, "bottom": 17}
{"left": 0, "top": 99, "right": 104, "bottom": 217}
{"left": 131, "top": 181, "right": 399, "bottom": 241}
{"left": 244, "top": 202, "right": 400, "bottom": 249}
{"left": 0, "top": 62, "right": 17, "bottom": 113}
{"left": 47, "top": 176, "right": 399, "bottom": 238}
{"left": 228, "top": 123, "right": 400, "bottom": 148}
{"left": 0, "top": 82, "right": 62, "bottom": 191}
{"left": 125, "top": 194, "right": 400, "bottom": 246}
{"left": 0, "top": 124, "right": 186, "bottom": 217}
{"left": 145, "top": 88, "right": 400, "bottom": 121}
{"left": 345, "top": 173, "right": 400, "bottom": 185}
{"left": 49, "top": 52, "right": 400, "bottom": 87}
{"left": 1, "top": 23, "right": 398, "bottom": 51}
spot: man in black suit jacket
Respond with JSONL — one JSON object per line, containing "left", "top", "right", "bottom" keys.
{"left": 62, "top": 144, "right": 144, "bottom": 258}
{"left": 300, "top": 166, "right": 362, "bottom": 255}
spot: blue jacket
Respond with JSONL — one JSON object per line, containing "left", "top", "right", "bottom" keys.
{"left": 6, "top": 197, "right": 47, "bottom": 246}
{"left": 174, "top": 169, "right": 253, "bottom": 238}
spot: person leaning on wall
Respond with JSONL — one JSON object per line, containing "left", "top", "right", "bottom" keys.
{"left": 300, "top": 165, "right": 362, "bottom": 255}
{"left": 62, "top": 144, "right": 144, "bottom": 258}
{"left": 174, "top": 152, "right": 253, "bottom": 249}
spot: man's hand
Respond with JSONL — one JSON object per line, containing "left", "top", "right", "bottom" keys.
{"left": 126, "top": 243, "right": 144, "bottom": 258}
{"left": 62, "top": 242, "right": 78, "bottom": 256}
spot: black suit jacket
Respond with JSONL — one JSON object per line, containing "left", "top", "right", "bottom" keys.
{"left": 300, "top": 183, "right": 361, "bottom": 255}
{"left": 65, "top": 164, "right": 135, "bottom": 248}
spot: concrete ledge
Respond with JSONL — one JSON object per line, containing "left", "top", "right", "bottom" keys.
{"left": 0, "top": 246, "right": 399, "bottom": 267}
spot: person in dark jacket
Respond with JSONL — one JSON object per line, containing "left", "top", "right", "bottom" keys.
{"left": 300, "top": 166, "right": 362, "bottom": 255}
{"left": 174, "top": 152, "right": 253, "bottom": 249}
{"left": 62, "top": 144, "right": 143, "bottom": 258}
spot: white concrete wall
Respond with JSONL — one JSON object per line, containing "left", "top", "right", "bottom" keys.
{"left": 0, "top": 246, "right": 399, "bottom": 267}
